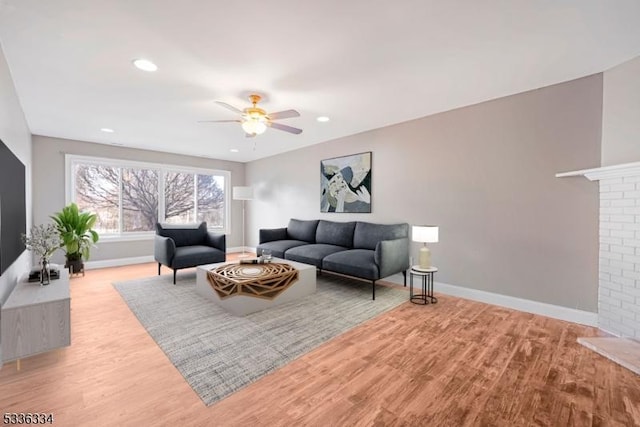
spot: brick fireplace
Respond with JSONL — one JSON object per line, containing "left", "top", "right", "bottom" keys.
{"left": 557, "top": 161, "right": 640, "bottom": 374}
{"left": 598, "top": 174, "right": 640, "bottom": 338}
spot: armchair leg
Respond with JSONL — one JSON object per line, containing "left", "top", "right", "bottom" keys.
{"left": 173, "top": 269, "right": 177, "bottom": 285}
{"left": 372, "top": 280, "right": 376, "bottom": 300}
{"left": 158, "top": 263, "right": 161, "bottom": 276}
{"left": 403, "top": 270, "right": 407, "bottom": 287}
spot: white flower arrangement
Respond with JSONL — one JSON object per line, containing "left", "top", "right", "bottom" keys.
{"left": 21, "top": 224, "right": 61, "bottom": 260}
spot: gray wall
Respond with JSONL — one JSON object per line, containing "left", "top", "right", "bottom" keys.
{"left": 0, "top": 44, "right": 31, "bottom": 305}
{"left": 32, "top": 136, "right": 245, "bottom": 264}
{"left": 601, "top": 55, "right": 640, "bottom": 166}
{"left": 246, "top": 74, "right": 602, "bottom": 312}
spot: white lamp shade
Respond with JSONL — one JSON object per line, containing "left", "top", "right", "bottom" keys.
{"left": 412, "top": 225, "right": 438, "bottom": 243}
{"left": 232, "top": 186, "right": 254, "bottom": 200}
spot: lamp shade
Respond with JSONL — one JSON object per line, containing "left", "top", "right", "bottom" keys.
{"left": 412, "top": 225, "right": 438, "bottom": 243}
{"left": 232, "top": 186, "right": 254, "bottom": 200}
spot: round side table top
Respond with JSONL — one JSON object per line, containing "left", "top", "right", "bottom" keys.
{"left": 411, "top": 265, "right": 438, "bottom": 273}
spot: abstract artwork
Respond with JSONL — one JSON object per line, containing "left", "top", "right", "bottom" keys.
{"left": 320, "top": 152, "right": 372, "bottom": 213}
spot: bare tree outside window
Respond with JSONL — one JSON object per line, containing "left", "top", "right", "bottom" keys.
{"left": 75, "top": 164, "right": 119, "bottom": 234}
{"left": 73, "top": 162, "right": 226, "bottom": 234}
{"left": 197, "top": 174, "right": 225, "bottom": 228}
{"left": 122, "top": 168, "right": 159, "bottom": 231}
{"left": 164, "top": 171, "right": 195, "bottom": 223}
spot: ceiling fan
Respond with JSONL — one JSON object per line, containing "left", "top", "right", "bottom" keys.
{"left": 200, "top": 94, "right": 302, "bottom": 137}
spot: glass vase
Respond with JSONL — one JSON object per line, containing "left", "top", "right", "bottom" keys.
{"left": 40, "top": 258, "right": 51, "bottom": 285}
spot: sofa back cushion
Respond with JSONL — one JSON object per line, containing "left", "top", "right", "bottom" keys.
{"left": 353, "top": 222, "right": 409, "bottom": 250}
{"left": 156, "top": 222, "right": 207, "bottom": 247}
{"left": 316, "top": 220, "right": 356, "bottom": 248}
{"left": 287, "top": 219, "right": 319, "bottom": 243}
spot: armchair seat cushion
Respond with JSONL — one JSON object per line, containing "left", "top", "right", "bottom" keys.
{"left": 284, "top": 244, "right": 348, "bottom": 268}
{"left": 322, "top": 249, "right": 379, "bottom": 281}
{"left": 256, "top": 240, "right": 308, "bottom": 259}
{"left": 172, "top": 245, "right": 225, "bottom": 269}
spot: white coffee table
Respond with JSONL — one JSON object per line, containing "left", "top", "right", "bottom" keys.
{"left": 196, "top": 258, "right": 316, "bottom": 316}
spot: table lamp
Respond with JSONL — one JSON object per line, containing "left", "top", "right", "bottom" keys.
{"left": 412, "top": 225, "right": 439, "bottom": 269}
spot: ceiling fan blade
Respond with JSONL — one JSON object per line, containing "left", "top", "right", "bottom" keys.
{"left": 268, "top": 109, "right": 300, "bottom": 120}
{"left": 215, "top": 101, "right": 243, "bottom": 115}
{"left": 197, "top": 119, "right": 241, "bottom": 123}
{"left": 245, "top": 132, "right": 256, "bottom": 138}
{"left": 268, "top": 122, "right": 303, "bottom": 135}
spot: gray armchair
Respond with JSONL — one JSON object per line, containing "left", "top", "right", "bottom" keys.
{"left": 154, "top": 222, "right": 226, "bottom": 284}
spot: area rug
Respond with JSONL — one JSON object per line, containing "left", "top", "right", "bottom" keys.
{"left": 113, "top": 272, "right": 407, "bottom": 406}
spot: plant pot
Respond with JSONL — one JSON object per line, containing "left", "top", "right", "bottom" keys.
{"left": 65, "top": 258, "right": 84, "bottom": 275}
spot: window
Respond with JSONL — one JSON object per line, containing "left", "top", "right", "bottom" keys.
{"left": 67, "top": 155, "right": 230, "bottom": 238}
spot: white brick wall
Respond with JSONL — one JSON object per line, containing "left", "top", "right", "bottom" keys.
{"left": 599, "top": 176, "right": 640, "bottom": 338}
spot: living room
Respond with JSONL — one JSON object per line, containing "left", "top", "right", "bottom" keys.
{"left": 2, "top": 2, "right": 640, "bottom": 425}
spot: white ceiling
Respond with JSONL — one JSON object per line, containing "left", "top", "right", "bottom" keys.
{"left": 1, "top": 1, "right": 639, "bottom": 163}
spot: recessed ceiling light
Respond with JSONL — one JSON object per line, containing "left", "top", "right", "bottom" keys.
{"left": 100, "top": 128, "right": 114, "bottom": 133}
{"left": 132, "top": 58, "right": 158, "bottom": 72}
{"left": 317, "top": 116, "right": 330, "bottom": 122}
{"left": 230, "top": 149, "right": 239, "bottom": 153}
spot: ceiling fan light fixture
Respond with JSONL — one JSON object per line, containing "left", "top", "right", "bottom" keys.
{"left": 241, "top": 118, "right": 267, "bottom": 135}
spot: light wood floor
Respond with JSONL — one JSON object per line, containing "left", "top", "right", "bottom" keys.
{"left": 1, "top": 261, "right": 639, "bottom": 426}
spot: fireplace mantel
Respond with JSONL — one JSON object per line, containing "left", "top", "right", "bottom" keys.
{"left": 556, "top": 161, "right": 640, "bottom": 181}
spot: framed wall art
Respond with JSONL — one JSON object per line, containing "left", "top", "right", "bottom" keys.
{"left": 320, "top": 151, "right": 371, "bottom": 213}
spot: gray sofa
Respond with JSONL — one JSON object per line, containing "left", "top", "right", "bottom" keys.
{"left": 154, "top": 222, "right": 226, "bottom": 284}
{"left": 257, "top": 219, "right": 410, "bottom": 299}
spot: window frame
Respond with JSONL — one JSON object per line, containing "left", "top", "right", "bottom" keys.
{"left": 65, "top": 154, "right": 231, "bottom": 242}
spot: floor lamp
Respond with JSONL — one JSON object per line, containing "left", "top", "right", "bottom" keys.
{"left": 233, "top": 186, "right": 253, "bottom": 258}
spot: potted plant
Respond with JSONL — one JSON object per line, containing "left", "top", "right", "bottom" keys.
{"left": 51, "top": 203, "right": 99, "bottom": 275}
{"left": 21, "top": 224, "right": 61, "bottom": 284}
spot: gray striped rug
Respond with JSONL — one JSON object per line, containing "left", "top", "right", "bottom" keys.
{"left": 113, "top": 272, "right": 408, "bottom": 406}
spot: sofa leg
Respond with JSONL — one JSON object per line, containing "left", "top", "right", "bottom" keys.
{"left": 158, "top": 263, "right": 161, "bottom": 276}
{"left": 403, "top": 270, "right": 407, "bottom": 287}
{"left": 173, "top": 269, "right": 177, "bottom": 285}
{"left": 372, "top": 280, "right": 376, "bottom": 300}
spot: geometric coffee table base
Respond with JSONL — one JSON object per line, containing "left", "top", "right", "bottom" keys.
{"left": 207, "top": 263, "right": 299, "bottom": 300}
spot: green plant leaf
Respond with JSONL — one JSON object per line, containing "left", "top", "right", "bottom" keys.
{"left": 50, "top": 203, "right": 100, "bottom": 261}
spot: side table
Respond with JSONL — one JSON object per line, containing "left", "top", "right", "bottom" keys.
{"left": 409, "top": 266, "right": 438, "bottom": 305}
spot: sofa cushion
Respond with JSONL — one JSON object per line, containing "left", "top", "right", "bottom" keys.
{"left": 287, "top": 219, "right": 319, "bottom": 243}
{"left": 172, "top": 245, "right": 225, "bottom": 269}
{"left": 285, "top": 244, "right": 348, "bottom": 268}
{"left": 156, "top": 222, "right": 207, "bottom": 247}
{"left": 353, "top": 222, "right": 409, "bottom": 250}
{"left": 322, "top": 249, "right": 379, "bottom": 281}
{"left": 316, "top": 220, "right": 356, "bottom": 248}
{"left": 256, "top": 240, "right": 308, "bottom": 259}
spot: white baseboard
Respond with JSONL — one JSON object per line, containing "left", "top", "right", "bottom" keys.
{"left": 84, "top": 248, "right": 257, "bottom": 270}
{"left": 597, "top": 326, "right": 620, "bottom": 338}
{"left": 384, "top": 273, "right": 598, "bottom": 327}
{"left": 227, "top": 246, "right": 255, "bottom": 254}
{"left": 85, "top": 255, "right": 155, "bottom": 270}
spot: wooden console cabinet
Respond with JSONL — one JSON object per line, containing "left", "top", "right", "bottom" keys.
{"left": 1, "top": 268, "right": 70, "bottom": 367}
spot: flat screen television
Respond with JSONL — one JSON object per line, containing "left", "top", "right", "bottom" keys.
{"left": 0, "top": 138, "right": 26, "bottom": 275}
